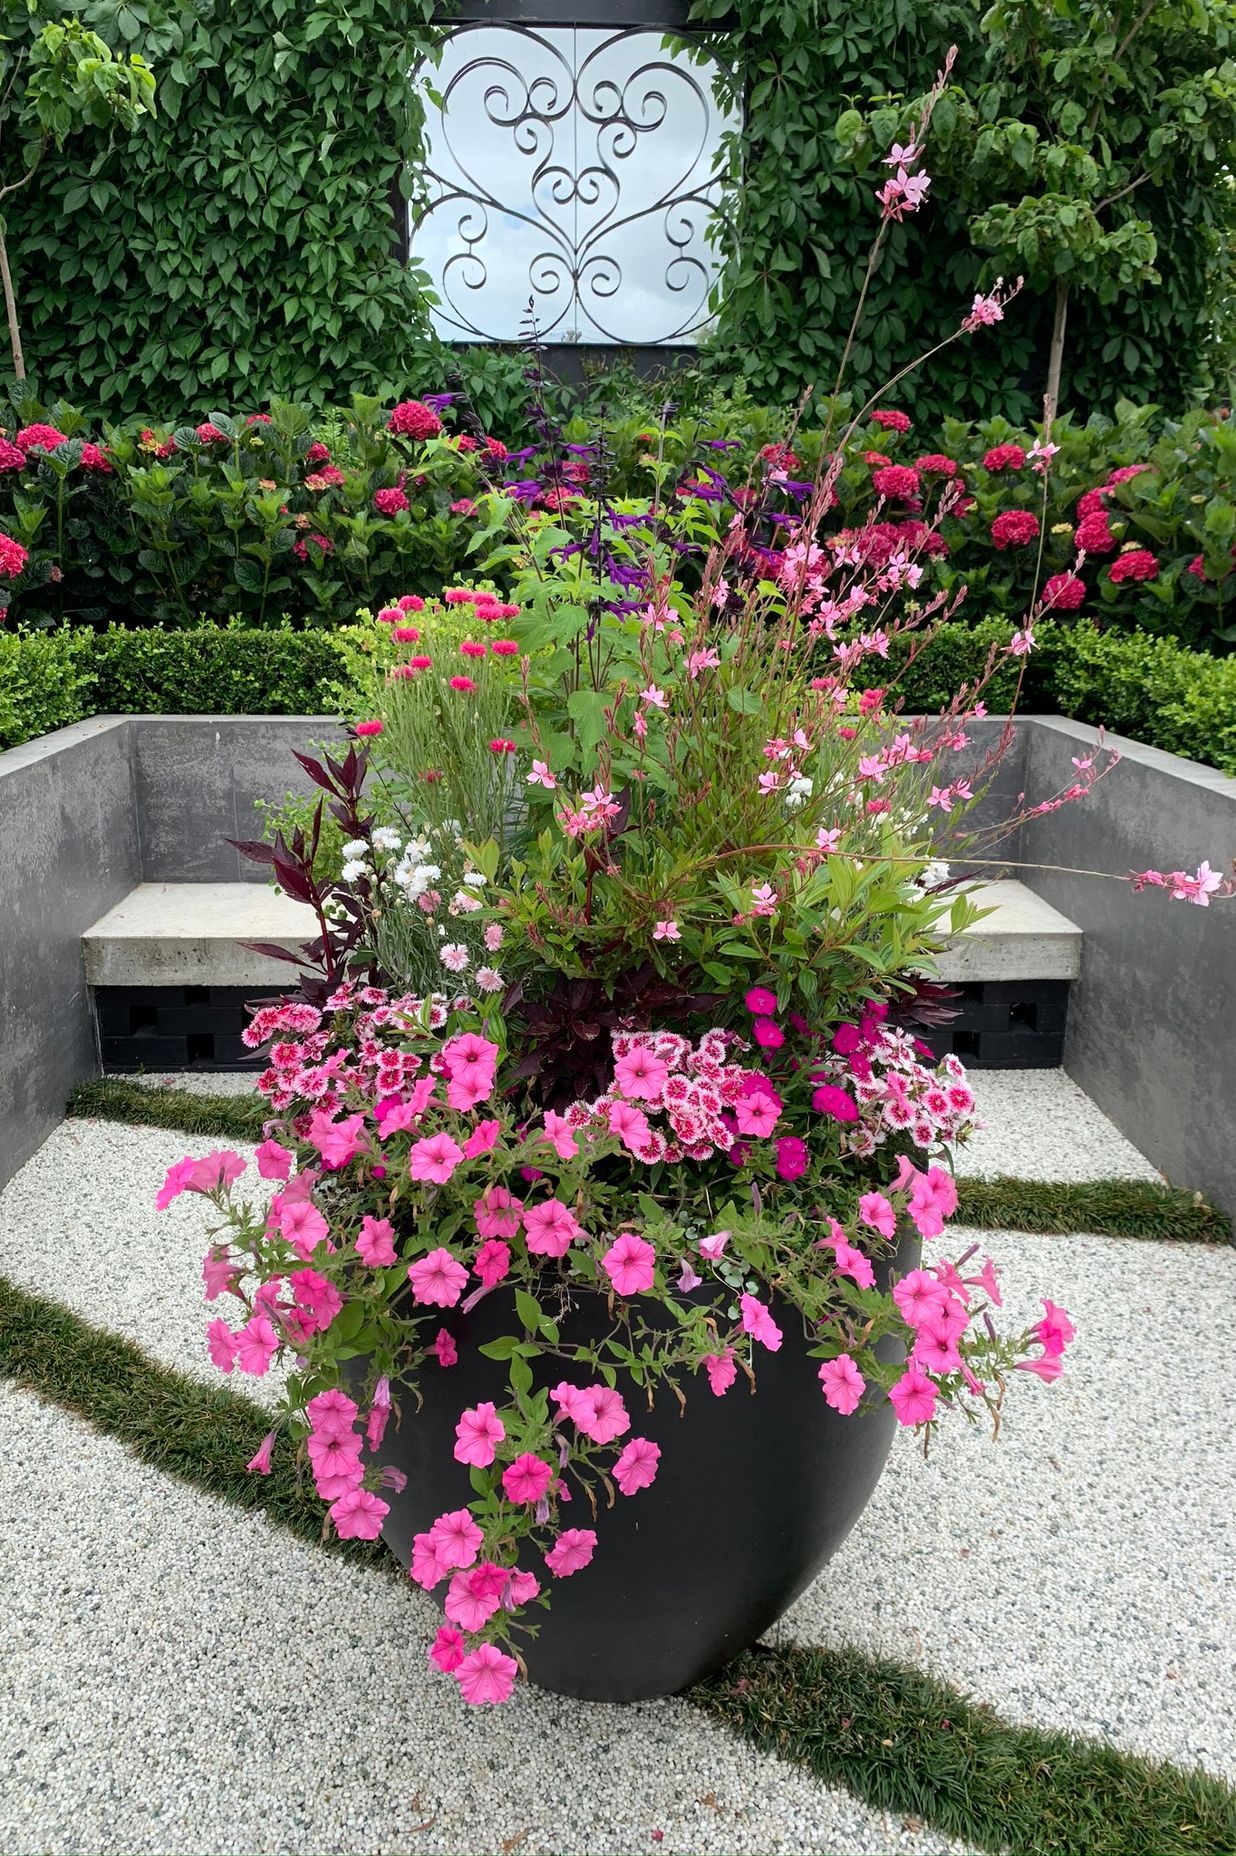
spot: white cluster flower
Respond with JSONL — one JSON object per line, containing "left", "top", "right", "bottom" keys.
{"left": 372, "top": 825, "right": 403, "bottom": 852}
{"left": 341, "top": 838, "right": 368, "bottom": 859}
{"left": 785, "top": 774, "right": 814, "bottom": 811}
{"left": 462, "top": 870, "right": 486, "bottom": 888}
{"left": 341, "top": 858, "right": 370, "bottom": 883}
{"left": 917, "top": 859, "right": 951, "bottom": 890}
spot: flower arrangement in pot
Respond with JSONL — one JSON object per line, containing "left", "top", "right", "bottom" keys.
{"left": 163, "top": 72, "right": 1230, "bottom": 1709}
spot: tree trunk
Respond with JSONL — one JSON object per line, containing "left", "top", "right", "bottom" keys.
{"left": 1043, "top": 278, "right": 1069, "bottom": 434}
{"left": 0, "top": 229, "right": 25, "bottom": 381}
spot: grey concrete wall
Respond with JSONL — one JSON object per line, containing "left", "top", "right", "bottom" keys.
{"left": 135, "top": 716, "right": 342, "bottom": 881}
{"left": 1017, "top": 716, "right": 1236, "bottom": 1217}
{"left": 0, "top": 718, "right": 140, "bottom": 1187}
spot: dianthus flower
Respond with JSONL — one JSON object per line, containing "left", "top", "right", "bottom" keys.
{"left": 990, "top": 509, "right": 1040, "bottom": 549}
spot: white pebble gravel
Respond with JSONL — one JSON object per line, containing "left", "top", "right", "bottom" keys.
{"left": 0, "top": 1383, "right": 969, "bottom": 1856}
{"left": 952, "top": 1070, "right": 1160, "bottom": 1183}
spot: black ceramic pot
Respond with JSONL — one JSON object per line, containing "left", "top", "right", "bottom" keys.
{"left": 371, "top": 1229, "right": 918, "bottom": 1702}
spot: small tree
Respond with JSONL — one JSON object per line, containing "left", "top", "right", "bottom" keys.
{"left": 836, "top": 0, "right": 1236, "bottom": 419}
{"left": 0, "top": 6, "right": 155, "bottom": 378}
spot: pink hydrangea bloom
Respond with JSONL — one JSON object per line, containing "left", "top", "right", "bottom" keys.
{"left": 454, "top": 1401, "right": 505, "bottom": 1466}
{"left": 601, "top": 1231, "right": 656, "bottom": 1295}
{"left": 613, "top": 1437, "right": 661, "bottom": 1495}
{"left": 544, "top": 1528, "right": 598, "bottom": 1578}
{"left": 819, "top": 1355, "right": 866, "bottom": 1414}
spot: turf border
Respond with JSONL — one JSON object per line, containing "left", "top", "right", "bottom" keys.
{"left": 69, "top": 1076, "right": 1233, "bottom": 1245}
{"left": 2, "top": 1270, "right": 1235, "bottom": 1856}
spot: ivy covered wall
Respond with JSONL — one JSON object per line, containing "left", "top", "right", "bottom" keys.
{"left": 2, "top": 0, "right": 1231, "bottom": 419}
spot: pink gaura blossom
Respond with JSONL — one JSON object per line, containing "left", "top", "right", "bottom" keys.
{"left": 702, "top": 1350, "right": 737, "bottom": 1396}
{"left": 473, "top": 1237, "right": 512, "bottom": 1286}
{"left": 653, "top": 919, "right": 680, "bottom": 941}
{"left": 454, "top": 1401, "right": 505, "bottom": 1466}
{"left": 545, "top": 1528, "right": 598, "bottom": 1578}
{"left": 432, "top": 1327, "right": 459, "bottom": 1368}
{"left": 527, "top": 759, "right": 557, "bottom": 789}
{"left": 329, "top": 1487, "right": 389, "bottom": 1540}
{"left": 409, "top": 1132, "right": 465, "bottom": 1184}
{"left": 613, "top": 1047, "right": 669, "bottom": 1101}
{"left": 455, "top": 1642, "right": 518, "bottom": 1705}
{"left": 429, "top": 1508, "right": 483, "bottom": 1568}
{"left": 602, "top": 1232, "right": 656, "bottom": 1296}
{"left": 613, "top": 1437, "right": 660, "bottom": 1496}
{"left": 888, "top": 1365, "right": 939, "bottom": 1427}
{"left": 206, "top": 1316, "right": 237, "bottom": 1373}
{"left": 740, "top": 1293, "right": 783, "bottom": 1353}
{"left": 523, "top": 1197, "right": 582, "bottom": 1257}
{"left": 429, "top": 1626, "right": 466, "bottom": 1674}
{"left": 234, "top": 1314, "right": 279, "bottom": 1376}
{"left": 408, "top": 1247, "right": 469, "bottom": 1307}
{"left": 819, "top": 1355, "right": 866, "bottom": 1415}
{"left": 502, "top": 1453, "right": 554, "bottom": 1504}
{"left": 356, "top": 1214, "right": 397, "bottom": 1267}
{"left": 255, "top": 1138, "right": 293, "bottom": 1180}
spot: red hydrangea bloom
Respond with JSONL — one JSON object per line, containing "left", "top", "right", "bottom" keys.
{"left": 1075, "top": 512, "right": 1117, "bottom": 554}
{"left": 870, "top": 408, "right": 911, "bottom": 433}
{"left": 1076, "top": 487, "right": 1108, "bottom": 520}
{"left": 292, "top": 534, "right": 333, "bottom": 562}
{"left": 871, "top": 464, "right": 921, "bottom": 502}
{"left": 1041, "top": 571, "right": 1085, "bottom": 610}
{"left": 16, "top": 422, "right": 67, "bottom": 453}
{"left": 140, "top": 427, "right": 176, "bottom": 458}
{"left": 990, "top": 509, "right": 1040, "bottom": 549}
{"left": 483, "top": 436, "right": 508, "bottom": 459}
{"left": 1108, "top": 548, "right": 1159, "bottom": 584}
{"left": 1107, "top": 464, "right": 1151, "bottom": 485}
{"left": 196, "top": 422, "right": 229, "bottom": 444}
{"left": 0, "top": 438, "right": 26, "bottom": 471}
{"left": 374, "top": 486, "right": 410, "bottom": 515}
{"left": 914, "top": 453, "right": 957, "bottom": 476}
{"left": 982, "top": 443, "right": 1026, "bottom": 472}
{"left": 79, "top": 442, "right": 114, "bottom": 474}
{"left": 388, "top": 400, "right": 443, "bottom": 441}
{"left": 305, "top": 441, "right": 331, "bottom": 464}
{"left": 760, "top": 442, "right": 800, "bottom": 469}
{"left": 0, "top": 532, "right": 29, "bottom": 578}
{"left": 1187, "top": 554, "right": 1208, "bottom": 580}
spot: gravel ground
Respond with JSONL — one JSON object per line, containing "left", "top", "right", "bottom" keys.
{"left": 950, "top": 1072, "right": 1161, "bottom": 1184}
{"left": 0, "top": 1383, "right": 969, "bottom": 1856}
{"left": 1, "top": 1104, "right": 1231, "bottom": 1854}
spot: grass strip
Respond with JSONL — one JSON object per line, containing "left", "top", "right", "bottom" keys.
{"left": 3, "top": 1271, "right": 1235, "bottom": 1855}
{"left": 69, "top": 1076, "right": 1232, "bottom": 1244}
{"left": 0, "top": 1272, "right": 387, "bottom": 1574}
{"left": 69, "top": 1076, "right": 268, "bottom": 1142}
{"left": 695, "top": 1642, "right": 1236, "bottom": 1856}
{"left": 957, "top": 1175, "right": 1231, "bottom": 1244}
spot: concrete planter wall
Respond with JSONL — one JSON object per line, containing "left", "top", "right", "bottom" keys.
{"left": 0, "top": 712, "right": 1233, "bottom": 1215}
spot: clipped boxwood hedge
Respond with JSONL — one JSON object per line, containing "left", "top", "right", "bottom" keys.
{"left": 2, "top": 616, "right": 1235, "bottom": 776}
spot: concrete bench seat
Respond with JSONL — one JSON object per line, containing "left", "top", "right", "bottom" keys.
{"left": 935, "top": 878, "right": 1082, "bottom": 983}
{"left": 83, "top": 882, "right": 315, "bottom": 990}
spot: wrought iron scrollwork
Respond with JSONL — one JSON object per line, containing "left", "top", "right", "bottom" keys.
{"left": 410, "top": 24, "right": 736, "bottom": 345}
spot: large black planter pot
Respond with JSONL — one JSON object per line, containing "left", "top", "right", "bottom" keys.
{"left": 372, "top": 1229, "right": 918, "bottom": 1702}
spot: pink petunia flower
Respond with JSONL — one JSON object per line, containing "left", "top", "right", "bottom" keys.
{"left": 474, "top": 1186, "right": 523, "bottom": 1240}
{"left": 454, "top": 1401, "right": 505, "bottom": 1467}
{"left": 888, "top": 1365, "right": 938, "bottom": 1426}
{"left": 455, "top": 1642, "right": 519, "bottom": 1705}
{"left": 428, "top": 1508, "right": 483, "bottom": 1568}
{"left": 206, "top": 1316, "right": 237, "bottom": 1373}
{"left": 702, "top": 1350, "right": 737, "bottom": 1396}
{"left": 473, "top": 1237, "right": 512, "bottom": 1286}
{"left": 356, "top": 1214, "right": 397, "bottom": 1267}
{"left": 613, "top": 1047, "right": 670, "bottom": 1102}
{"left": 574, "top": 1385, "right": 630, "bottom": 1445}
{"left": 445, "top": 1565, "right": 505, "bottom": 1632}
{"left": 246, "top": 1429, "right": 276, "bottom": 1475}
{"left": 255, "top": 1138, "right": 293, "bottom": 1180}
{"left": 601, "top": 1231, "right": 656, "bottom": 1296}
{"left": 819, "top": 1355, "right": 866, "bottom": 1414}
{"left": 329, "top": 1487, "right": 389, "bottom": 1540}
{"left": 407, "top": 1247, "right": 469, "bottom": 1307}
{"left": 858, "top": 1192, "right": 896, "bottom": 1239}
{"left": 409, "top": 1132, "right": 465, "bottom": 1185}
{"left": 234, "top": 1314, "right": 279, "bottom": 1375}
{"left": 613, "top": 1437, "right": 660, "bottom": 1495}
{"left": 740, "top": 1293, "right": 783, "bottom": 1352}
{"left": 544, "top": 1528, "right": 598, "bottom": 1578}
{"left": 501, "top": 1453, "right": 554, "bottom": 1504}
{"left": 432, "top": 1327, "right": 459, "bottom": 1368}
{"left": 428, "top": 1626, "right": 466, "bottom": 1674}
{"left": 523, "top": 1198, "right": 582, "bottom": 1257}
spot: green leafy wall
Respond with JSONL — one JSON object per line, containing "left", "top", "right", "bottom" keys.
{"left": 2, "top": 0, "right": 441, "bottom": 413}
